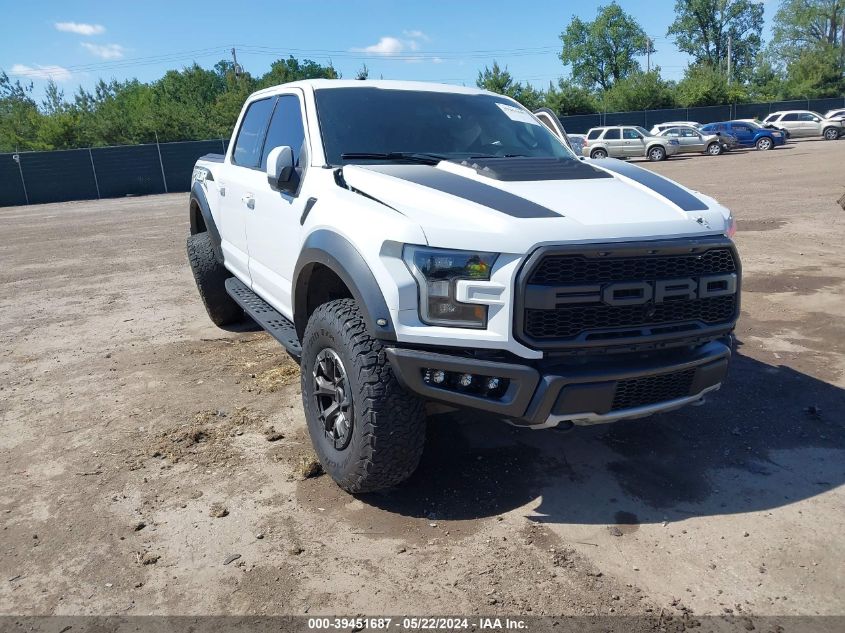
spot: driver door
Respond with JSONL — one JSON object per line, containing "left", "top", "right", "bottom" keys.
{"left": 244, "top": 91, "right": 309, "bottom": 318}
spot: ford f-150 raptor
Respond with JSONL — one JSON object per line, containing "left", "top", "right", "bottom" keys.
{"left": 187, "top": 80, "right": 741, "bottom": 493}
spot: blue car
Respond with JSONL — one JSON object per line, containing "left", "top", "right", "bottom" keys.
{"left": 699, "top": 121, "right": 786, "bottom": 151}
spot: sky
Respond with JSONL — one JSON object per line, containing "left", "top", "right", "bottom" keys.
{"left": 2, "top": 0, "right": 777, "bottom": 101}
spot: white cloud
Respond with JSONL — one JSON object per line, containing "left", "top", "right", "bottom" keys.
{"left": 81, "top": 42, "right": 125, "bottom": 59}
{"left": 55, "top": 21, "right": 105, "bottom": 36}
{"left": 352, "top": 36, "right": 406, "bottom": 55}
{"left": 10, "top": 63, "right": 72, "bottom": 81}
{"left": 403, "top": 29, "right": 429, "bottom": 41}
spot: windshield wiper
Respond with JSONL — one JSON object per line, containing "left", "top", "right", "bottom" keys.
{"left": 340, "top": 151, "right": 449, "bottom": 165}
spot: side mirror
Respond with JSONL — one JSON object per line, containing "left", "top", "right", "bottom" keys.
{"left": 266, "top": 146, "right": 297, "bottom": 192}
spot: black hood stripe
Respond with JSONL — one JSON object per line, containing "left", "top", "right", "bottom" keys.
{"left": 358, "top": 164, "right": 560, "bottom": 219}
{"left": 591, "top": 159, "right": 709, "bottom": 211}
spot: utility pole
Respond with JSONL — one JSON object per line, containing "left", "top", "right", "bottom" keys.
{"left": 646, "top": 38, "right": 653, "bottom": 73}
{"left": 727, "top": 35, "right": 732, "bottom": 85}
{"left": 231, "top": 47, "right": 242, "bottom": 77}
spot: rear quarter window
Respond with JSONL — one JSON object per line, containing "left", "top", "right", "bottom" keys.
{"left": 587, "top": 129, "right": 602, "bottom": 140}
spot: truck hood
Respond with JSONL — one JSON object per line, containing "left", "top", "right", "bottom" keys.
{"left": 340, "top": 158, "right": 730, "bottom": 253}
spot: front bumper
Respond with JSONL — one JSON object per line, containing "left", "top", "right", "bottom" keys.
{"left": 386, "top": 340, "right": 730, "bottom": 428}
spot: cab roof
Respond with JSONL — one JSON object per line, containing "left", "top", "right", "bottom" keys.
{"left": 250, "top": 79, "right": 492, "bottom": 99}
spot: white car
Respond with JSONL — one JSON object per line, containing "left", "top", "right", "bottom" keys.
{"left": 824, "top": 109, "right": 845, "bottom": 120}
{"left": 187, "top": 80, "right": 740, "bottom": 493}
{"left": 762, "top": 110, "right": 843, "bottom": 140}
{"left": 650, "top": 121, "right": 701, "bottom": 135}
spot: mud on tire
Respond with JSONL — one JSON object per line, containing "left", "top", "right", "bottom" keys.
{"left": 301, "top": 299, "right": 426, "bottom": 493}
{"left": 186, "top": 232, "right": 243, "bottom": 327}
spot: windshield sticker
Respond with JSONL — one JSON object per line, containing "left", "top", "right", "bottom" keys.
{"left": 496, "top": 103, "right": 540, "bottom": 126}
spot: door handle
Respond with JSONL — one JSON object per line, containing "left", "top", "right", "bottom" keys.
{"left": 241, "top": 193, "right": 255, "bottom": 209}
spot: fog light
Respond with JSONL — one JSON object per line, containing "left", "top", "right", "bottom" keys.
{"left": 486, "top": 377, "right": 500, "bottom": 391}
{"left": 458, "top": 373, "right": 473, "bottom": 387}
{"left": 432, "top": 369, "right": 446, "bottom": 384}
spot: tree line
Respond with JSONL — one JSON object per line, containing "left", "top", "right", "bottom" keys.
{"left": 2, "top": 0, "right": 843, "bottom": 152}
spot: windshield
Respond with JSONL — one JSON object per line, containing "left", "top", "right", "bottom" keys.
{"left": 633, "top": 126, "right": 652, "bottom": 137}
{"left": 314, "top": 87, "right": 574, "bottom": 165}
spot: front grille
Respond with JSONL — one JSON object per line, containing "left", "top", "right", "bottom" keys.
{"left": 525, "top": 295, "right": 736, "bottom": 339}
{"left": 611, "top": 368, "right": 696, "bottom": 411}
{"left": 517, "top": 242, "right": 740, "bottom": 349}
{"left": 528, "top": 248, "right": 737, "bottom": 285}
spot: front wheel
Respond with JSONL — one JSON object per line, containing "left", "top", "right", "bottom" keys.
{"left": 647, "top": 145, "right": 666, "bottom": 162}
{"left": 823, "top": 127, "right": 840, "bottom": 141}
{"left": 756, "top": 137, "right": 773, "bottom": 151}
{"left": 590, "top": 148, "right": 608, "bottom": 159}
{"left": 300, "top": 299, "right": 426, "bottom": 493}
{"left": 706, "top": 142, "right": 722, "bottom": 156}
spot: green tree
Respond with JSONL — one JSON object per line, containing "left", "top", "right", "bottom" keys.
{"left": 257, "top": 56, "right": 338, "bottom": 89}
{"left": 603, "top": 71, "right": 677, "bottom": 111}
{"left": 0, "top": 72, "right": 44, "bottom": 151}
{"left": 675, "top": 63, "right": 748, "bottom": 106}
{"left": 667, "top": 0, "right": 765, "bottom": 80}
{"left": 770, "top": 0, "right": 845, "bottom": 95}
{"left": 559, "top": 2, "right": 649, "bottom": 90}
{"left": 476, "top": 61, "right": 545, "bottom": 109}
{"left": 543, "top": 79, "right": 599, "bottom": 115}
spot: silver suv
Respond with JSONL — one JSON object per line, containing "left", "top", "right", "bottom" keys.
{"left": 657, "top": 125, "right": 727, "bottom": 156}
{"left": 582, "top": 126, "right": 680, "bottom": 161}
{"left": 763, "top": 111, "right": 843, "bottom": 140}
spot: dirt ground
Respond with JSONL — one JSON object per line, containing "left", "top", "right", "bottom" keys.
{"left": 1, "top": 139, "right": 843, "bottom": 625}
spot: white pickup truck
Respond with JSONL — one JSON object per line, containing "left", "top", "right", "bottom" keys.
{"left": 188, "top": 80, "right": 741, "bottom": 493}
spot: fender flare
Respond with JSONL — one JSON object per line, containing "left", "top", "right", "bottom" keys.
{"left": 189, "top": 181, "right": 224, "bottom": 264}
{"left": 293, "top": 230, "right": 396, "bottom": 342}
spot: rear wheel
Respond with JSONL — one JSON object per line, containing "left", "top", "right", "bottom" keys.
{"left": 301, "top": 299, "right": 426, "bottom": 493}
{"left": 590, "top": 148, "right": 607, "bottom": 159}
{"left": 823, "top": 127, "right": 840, "bottom": 140}
{"left": 755, "top": 137, "right": 773, "bottom": 151}
{"left": 186, "top": 232, "right": 243, "bottom": 327}
{"left": 706, "top": 142, "right": 722, "bottom": 156}
{"left": 647, "top": 145, "right": 666, "bottom": 162}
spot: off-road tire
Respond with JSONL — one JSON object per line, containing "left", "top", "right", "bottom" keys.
{"left": 590, "top": 148, "right": 607, "bottom": 159}
{"left": 648, "top": 145, "right": 666, "bottom": 162}
{"left": 706, "top": 142, "right": 722, "bottom": 156}
{"left": 186, "top": 232, "right": 243, "bottom": 327}
{"left": 301, "top": 299, "right": 426, "bottom": 493}
{"left": 823, "top": 127, "right": 840, "bottom": 141}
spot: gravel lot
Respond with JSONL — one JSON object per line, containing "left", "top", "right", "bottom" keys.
{"left": 1, "top": 139, "right": 843, "bottom": 624}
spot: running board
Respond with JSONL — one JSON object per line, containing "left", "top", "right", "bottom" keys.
{"left": 225, "top": 278, "right": 302, "bottom": 358}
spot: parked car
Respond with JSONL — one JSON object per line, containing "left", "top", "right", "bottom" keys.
{"left": 582, "top": 126, "right": 680, "bottom": 161}
{"left": 735, "top": 118, "right": 791, "bottom": 139}
{"left": 762, "top": 111, "right": 843, "bottom": 140}
{"left": 699, "top": 121, "right": 786, "bottom": 150}
{"left": 650, "top": 121, "right": 701, "bottom": 135}
{"left": 824, "top": 109, "right": 845, "bottom": 120}
{"left": 657, "top": 125, "right": 728, "bottom": 155}
{"left": 567, "top": 134, "right": 587, "bottom": 156}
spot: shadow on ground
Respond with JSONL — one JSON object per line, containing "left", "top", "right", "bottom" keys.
{"left": 360, "top": 342, "right": 845, "bottom": 526}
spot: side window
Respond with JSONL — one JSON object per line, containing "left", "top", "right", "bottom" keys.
{"left": 734, "top": 124, "right": 750, "bottom": 133}
{"left": 681, "top": 128, "right": 698, "bottom": 137}
{"left": 622, "top": 128, "right": 641, "bottom": 140}
{"left": 763, "top": 114, "right": 778, "bottom": 123}
{"left": 587, "top": 129, "right": 602, "bottom": 140}
{"left": 261, "top": 95, "right": 306, "bottom": 169}
{"left": 604, "top": 128, "right": 621, "bottom": 140}
{"left": 799, "top": 113, "right": 817, "bottom": 121}
{"left": 781, "top": 113, "right": 800, "bottom": 122}
{"left": 232, "top": 98, "right": 274, "bottom": 167}
{"left": 664, "top": 127, "right": 680, "bottom": 137}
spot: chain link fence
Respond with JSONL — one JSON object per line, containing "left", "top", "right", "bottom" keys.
{"left": 558, "top": 97, "right": 845, "bottom": 134}
{"left": 0, "top": 139, "right": 229, "bottom": 208}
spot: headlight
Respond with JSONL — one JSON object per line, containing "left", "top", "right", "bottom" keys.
{"left": 403, "top": 245, "right": 499, "bottom": 328}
